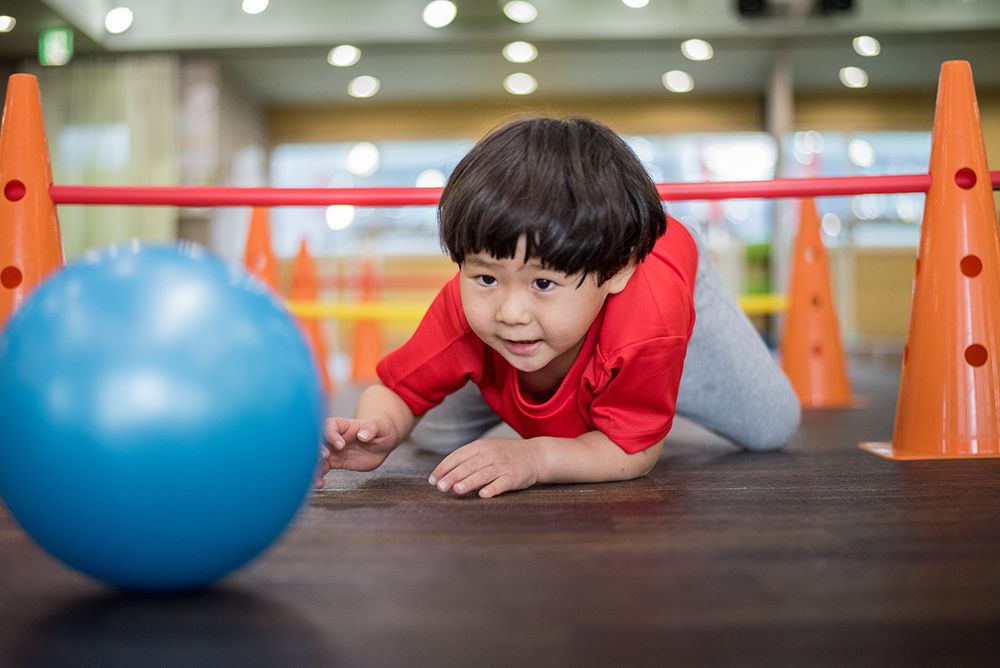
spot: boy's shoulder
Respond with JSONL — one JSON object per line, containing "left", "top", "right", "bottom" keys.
{"left": 602, "top": 218, "right": 697, "bottom": 347}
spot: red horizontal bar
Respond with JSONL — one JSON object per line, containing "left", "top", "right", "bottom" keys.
{"left": 49, "top": 185, "right": 444, "bottom": 207}
{"left": 48, "top": 171, "right": 1000, "bottom": 207}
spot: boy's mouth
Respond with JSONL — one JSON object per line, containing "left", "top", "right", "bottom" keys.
{"left": 501, "top": 338, "right": 542, "bottom": 356}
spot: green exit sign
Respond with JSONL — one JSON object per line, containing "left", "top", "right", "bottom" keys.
{"left": 39, "top": 28, "right": 73, "bottom": 67}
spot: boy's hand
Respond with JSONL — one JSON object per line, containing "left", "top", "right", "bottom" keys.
{"left": 428, "top": 438, "right": 542, "bottom": 499}
{"left": 317, "top": 417, "right": 399, "bottom": 485}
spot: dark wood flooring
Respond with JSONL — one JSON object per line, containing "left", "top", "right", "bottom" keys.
{"left": 2, "top": 363, "right": 1000, "bottom": 667}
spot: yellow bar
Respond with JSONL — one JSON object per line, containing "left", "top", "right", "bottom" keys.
{"left": 287, "top": 300, "right": 430, "bottom": 322}
{"left": 737, "top": 294, "right": 787, "bottom": 315}
{"left": 288, "top": 294, "right": 788, "bottom": 321}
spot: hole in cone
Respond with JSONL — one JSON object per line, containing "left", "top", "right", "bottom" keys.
{"left": 811, "top": 294, "right": 822, "bottom": 308}
{"left": 1, "top": 266, "right": 22, "bottom": 289}
{"left": 804, "top": 246, "right": 816, "bottom": 263}
{"left": 960, "top": 255, "right": 982, "bottom": 277}
{"left": 3, "top": 179, "right": 26, "bottom": 201}
{"left": 811, "top": 343, "right": 822, "bottom": 356}
{"left": 965, "top": 344, "right": 988, "bottom": 367}
{"left": 955, "top": 167, "right": 977, "bottom": 189}
{"left": 915, "top": 257, "right": 920, "bottom": 277}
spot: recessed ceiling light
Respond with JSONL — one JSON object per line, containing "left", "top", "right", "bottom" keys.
{"left": 325, "top": 205, "right": 355, "bottom": 231}
{"left": 348, "top": 75, "right": 381, "bottom": 98}
{"left": 423, "top": 1, "right": 457, "bottom": 28}
{"left": 242, "top": 0, "right": 269, "bottom": 15}
{"left": 502, "top": 41, "right": 538, "bottom": 63}
{"left": 416, "top": 169, "right": 446, "bottom": 188}
{"left": 328, "top": 45, "right": 361, "bottom": 67}
{"left": 839, "top": 66, "right": 868, "bottom": 88}
{"left": 346, "top": 142, "right": 380, "bottom": 176}
{"left": 104, "top": 7, "right": 134, "bottom": 34}
{"left": 503, "top": 1, "right": 538, "bottom": 24}
{"left": 847, "top": 138, "right": 875, "bottom": 167}
{"left": 0, "top": 16, "right": 16, "bottom": 33}
{"left": 662, "top": 70, "right": 693, "bottom": 93}
{"left": 503, "top": 72, "right": 537, "bottom": 95}
{"left": 681, "top": 39, "right": 713, "bottom": 61}
{"left": 622, "top": 0, "right": 650, "bottom": 8}
{"left": 852, "top": 35, "right": 880, "bottom": 57}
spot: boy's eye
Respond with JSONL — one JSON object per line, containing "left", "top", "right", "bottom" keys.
{"left": 533, "top": 278, "right": 556, "bottom": 291}
{"left": 475, "top": 275, "right": 497, "bottom": 287}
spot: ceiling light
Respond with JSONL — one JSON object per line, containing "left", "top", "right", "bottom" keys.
{"left": 839, "top": 66, "right": 868, "bottom": 88}
{"left": 503, "top": 72, "right": 537, "bottom": 95}
{"left": 105, "top": 7, "right": 133, "bottom": 34}
{"left": 852, "top": 35, "right": 880, "bottom": 57}
{"left": 681, "top": 39, "right": 713, "bottom": 61}
{"left": 325, "top": 205, "right": 355, "bottom": 231}
{"left": 415, "top": 169, "right": 446, "bottom": 188}
{"left": 0, "top": 16, "right": 16, "bottom": 33}
{"left": 242, "top": 0, "right": 269, "bottom": 15}
{"left": 328, "top": 45, "right": 361, "bottom": 67}
{"left": 348, "top": 75, "right": 380, "bottom": 98}
{"left": 503, "top": 1, "right": 538, "bottom": 24}
{"left": 847, "top": 138, "right": 875, "bottom": 167}
{"left": 662, "top": 70, "right": 693, "bottom": 93}
{"left": 622, "top": 0, "right": 650, "bottom": 7}
{"left": 346, "top": 142, "right": 380, "bottom": 176}
{"left": 821, "top": 213, "right": 842, "bottom": 237}
{"left": 423, "top": 1, "right": 457, "bottom": 28}
{"left": 502, "top": 41, "right": 537, "bottom": 63}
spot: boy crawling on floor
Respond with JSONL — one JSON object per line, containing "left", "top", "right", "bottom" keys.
{"left": 315, "top": 117, "right": 800, "bottom": 498}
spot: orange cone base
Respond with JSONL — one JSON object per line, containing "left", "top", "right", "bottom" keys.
{"left": 806, "top": 395, "right": 869, "bottom": 411}
{"left": 859, "top": 440, "right": 1000, "bottom": 460}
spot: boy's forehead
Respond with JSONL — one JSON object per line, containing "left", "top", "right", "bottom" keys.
{"left": 465, "top": 251, "right": 547, "bottom": 271}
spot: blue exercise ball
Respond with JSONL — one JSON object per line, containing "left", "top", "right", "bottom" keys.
{"left": 0, "top": 243, "right": 324, "bottom": 591}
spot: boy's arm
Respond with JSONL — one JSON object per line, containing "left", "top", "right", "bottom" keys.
{"left": 320, "top": 384, "right": 417, "bottom": 478}
{"left": 429, "top": 431, "right": 662, "bottom": 498}
{"left": 354, "top": 383, "right": 418, "bottom": 443}
{"left": 536, "top": 431, "right": 663, "bottom": 485}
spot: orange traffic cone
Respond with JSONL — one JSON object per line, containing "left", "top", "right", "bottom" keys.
{"left": 243, "top": 207, "right": 280, "bottom": 292}
{"left": 290, "top": 239, "right": 333, "bottom": 395}
{"left": 861, "top": 60, "right": 1000, "bottom": 459}
{"left": 0, "top": 74, "right": 64, "bottom": 327}
{"left": 350, "top": 258, "right": 383, "bottom": 383}
{"left": 779, "top": 198, "right": 853, "bottom": 408}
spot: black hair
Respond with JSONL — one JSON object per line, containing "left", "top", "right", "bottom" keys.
{"left": 439, "top": 116, "right": 666, "bottom": 285}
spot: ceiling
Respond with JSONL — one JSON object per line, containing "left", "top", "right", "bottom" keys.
{"left": 3, "top": 0, "right": 1000, "bottom": 106}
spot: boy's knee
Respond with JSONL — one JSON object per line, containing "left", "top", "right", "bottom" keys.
{"left": 740, "top": 381, "right": 801, "bottom": 452}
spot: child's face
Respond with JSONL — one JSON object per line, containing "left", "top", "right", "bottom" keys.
{"left": 459, "top": 236, "right": 632, "bottom": 387}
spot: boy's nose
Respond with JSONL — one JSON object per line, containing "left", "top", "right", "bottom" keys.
{"left": 496, "top": 293, "right": 532, "bottom": 325}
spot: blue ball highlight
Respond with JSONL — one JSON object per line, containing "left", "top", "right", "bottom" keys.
{"left": 0, "top": 244, "right": 324, "bottom": 591}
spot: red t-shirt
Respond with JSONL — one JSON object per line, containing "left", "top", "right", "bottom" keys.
{"left": 377, "top": 217, "right": 698, "bottom": 453}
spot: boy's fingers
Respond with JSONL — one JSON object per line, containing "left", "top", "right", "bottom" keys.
{"left": 478, "top": 475, "right": 512, "bottom": 499}
{"left": 451, "top": 467, "right": 499, "bottom": 496}
{"left": 356, "top": 420, "right": 379, "bottom": 442}
{"left": 432, "top": 455, "right": 486, "bottom": 492}
{"left": 428, "top": 447, "right": 477, "bottom": 486}
{"left": 357, "top": 418, "right": 392, "bottom": 443}
{"left": 325, "top": 418, "right": 358, "bottom": 449}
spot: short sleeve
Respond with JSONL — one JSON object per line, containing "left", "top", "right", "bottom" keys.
{"left": 376, "top": 277, "right": 484, "bottom": 416}
{"left": 587, "top": 336, "right": 689, "bottom": 454}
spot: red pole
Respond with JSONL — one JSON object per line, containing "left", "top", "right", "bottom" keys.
{"left": 48, "top": 171, "right": 1000, "bottom": 207}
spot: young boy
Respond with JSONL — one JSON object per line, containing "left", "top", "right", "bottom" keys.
{"left": 317, "top": 117, "right": 800, "bottom": 498}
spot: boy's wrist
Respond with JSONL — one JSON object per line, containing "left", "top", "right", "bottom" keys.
{"left": 529, "top": 437, "right": 555, "bottom": 484}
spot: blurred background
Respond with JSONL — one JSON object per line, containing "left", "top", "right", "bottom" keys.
{"left": 2, "top": 0, "right": 999, "bottom": 381}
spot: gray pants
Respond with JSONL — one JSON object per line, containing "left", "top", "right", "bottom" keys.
{"left": 410, "top": 225, "right": 801, "bottom": 453}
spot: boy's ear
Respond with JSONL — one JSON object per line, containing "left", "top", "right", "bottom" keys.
{"left": 606, "top": 263, "right": 637, "bottom": 295}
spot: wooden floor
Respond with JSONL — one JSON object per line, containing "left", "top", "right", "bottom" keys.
{"left": 3, "top": 363, "right": 1000, "bottom": 667}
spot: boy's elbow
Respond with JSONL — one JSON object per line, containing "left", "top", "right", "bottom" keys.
{"left": 629, "top": 440, "right": 664, "bottom": 478}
